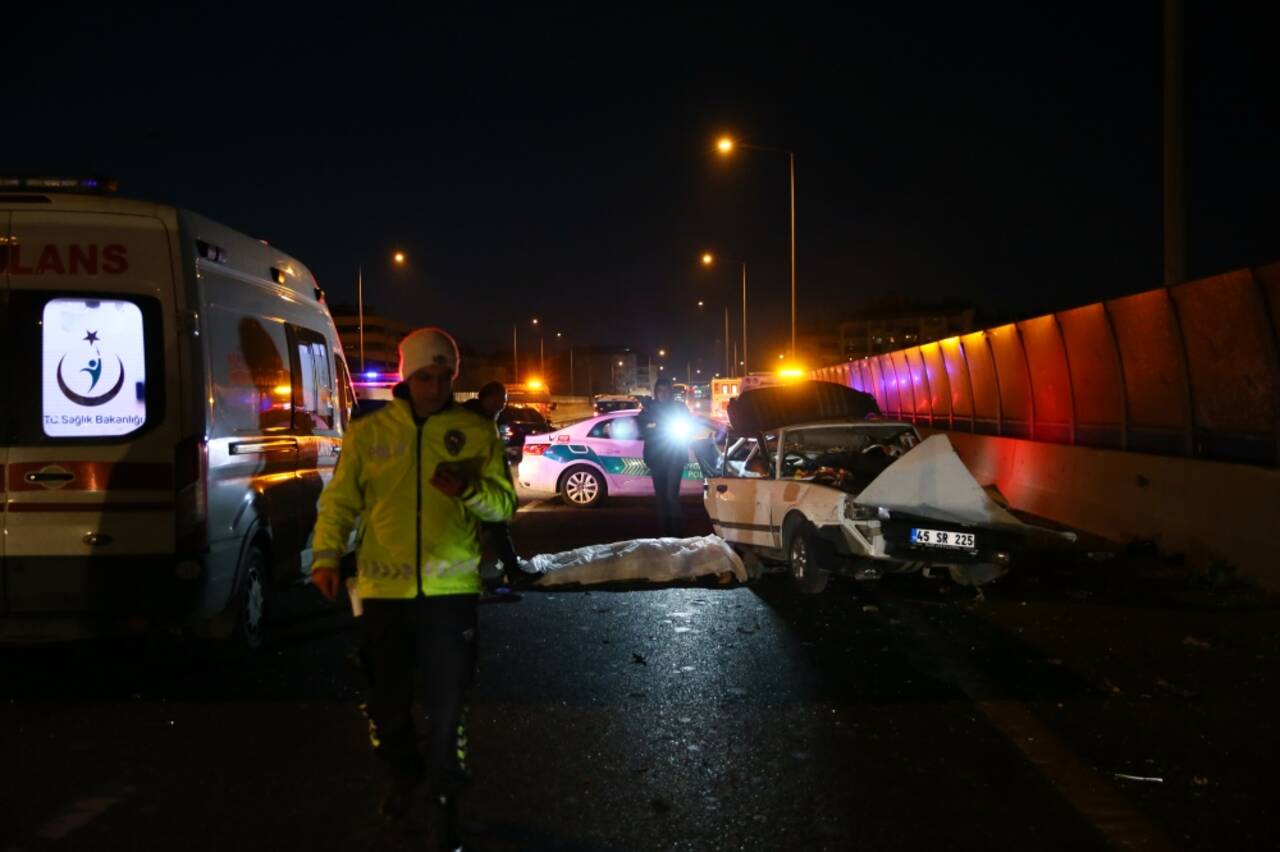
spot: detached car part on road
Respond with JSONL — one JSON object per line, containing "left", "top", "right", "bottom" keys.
{"left": 704, "top": 381, "right": 1073, "bottom": 592}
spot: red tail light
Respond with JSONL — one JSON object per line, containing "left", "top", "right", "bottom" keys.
{"left": 523, "top": 442, "right": 549, "bottom": 456}
{"left": 175, "top": 436, "right": 209, "bottom": 552}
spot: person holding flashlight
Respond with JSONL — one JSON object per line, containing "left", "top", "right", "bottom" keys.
{"left": 639, "top": 376, "right": 693, "bottom": 537}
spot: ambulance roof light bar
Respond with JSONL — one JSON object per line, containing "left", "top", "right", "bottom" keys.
{"left": 0, "top": 176, "right": 119, "bottom": 194}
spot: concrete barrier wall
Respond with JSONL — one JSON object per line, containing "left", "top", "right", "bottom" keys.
{"left": 811, "top": 262, "right": 1280, "bottom": 585}
{"left": 814, "top": 262, "right": 1280, "bottom": 467}
{"left": 926, "top": 429, "right": 1280, "bottom": 589}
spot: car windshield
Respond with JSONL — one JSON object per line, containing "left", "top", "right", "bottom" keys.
{"left": 777, "top": 423, "right": 919, "bottom": 492}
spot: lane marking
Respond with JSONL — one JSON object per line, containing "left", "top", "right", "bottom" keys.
{"left": 884, "top": 599, "right": 1173, "bottom": 851}
{"left": 516, "top": 497, "right": 555, "bottom": 513}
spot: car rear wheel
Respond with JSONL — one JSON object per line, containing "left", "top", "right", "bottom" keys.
{"left": 560, "top": 465, "right": 606, "bottom": 508}
{"left": 788, "top": 525, "right": 830, "bottom": 594}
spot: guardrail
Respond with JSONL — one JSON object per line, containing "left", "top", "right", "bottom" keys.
{"left": 813, "top": 263, "right": 1280, "bottom": 466}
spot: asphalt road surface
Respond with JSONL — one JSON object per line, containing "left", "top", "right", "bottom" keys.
{"left": 2, "top": 491, "right": 1275, "bottom": 851}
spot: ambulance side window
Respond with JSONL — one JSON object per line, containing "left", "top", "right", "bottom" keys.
{"left": 288, "top": 325, "right": 334, "bottom": 434}
{"left": 334, "top": 356, "right": 355, "bottom": 431}
{"left": 208, "top": 307, "right": 293, "bottom": 433}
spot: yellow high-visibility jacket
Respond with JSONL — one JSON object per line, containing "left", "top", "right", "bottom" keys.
{"left": 312, "top": 390, "right": 516, "bottom": 598}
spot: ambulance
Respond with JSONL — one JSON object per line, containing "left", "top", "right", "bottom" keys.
{"left": 0, "top": 178, "right": 356, "bottom": 650}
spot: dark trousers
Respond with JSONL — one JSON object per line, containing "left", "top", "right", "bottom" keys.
{"left": 649, "top": 456, "right": 685, "bottom": 538}
{"left": 359, "top": 594, "right": 478, "bottom": 795}
{"left": 484, "top": 521, "right": 519, "bottom": 572}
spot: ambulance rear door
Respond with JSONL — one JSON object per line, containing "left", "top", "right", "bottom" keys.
{"left": 3, "top": 208, "right": 180, "bottom": 615}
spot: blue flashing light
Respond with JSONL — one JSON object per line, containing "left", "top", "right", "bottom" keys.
{"left": 364, "top": 370, "right": 380, "bottom": 380}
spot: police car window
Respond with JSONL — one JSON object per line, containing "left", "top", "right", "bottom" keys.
{"left": 208, "top": 306, "right": 292, "bottom": 433}
{"left": 588, "top": 416, "right": 640, "bottom": 440}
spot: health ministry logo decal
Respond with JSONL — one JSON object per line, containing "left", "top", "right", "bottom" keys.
{"left": 56, "top": 328, "right": 125, "bottom": 407}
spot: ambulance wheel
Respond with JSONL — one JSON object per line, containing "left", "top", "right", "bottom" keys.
{"left": 211, "top": 544, "right": 268, "bottom": 656}
{"left": 788, "top": 525, "right": 830, "bottom": 595}
{"left": 559, "top": 465, "right": 606, "bottom": 508}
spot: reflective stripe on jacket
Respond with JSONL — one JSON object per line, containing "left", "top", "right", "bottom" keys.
{"left": 312, "top": 390, "right": 516, "bottom": 598}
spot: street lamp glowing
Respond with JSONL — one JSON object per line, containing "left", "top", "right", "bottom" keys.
{"left": 716, "top": 137, "right": 734, "bottom": 155}
{"left": 701, "top": 252, "right": 714, "bottom": 266}
{"left": 658, "top": 349, "right": 666, "bottom": 357}
{"left": 697, "top": 300, "right": 704, "bottom": 307}
{"left": 393, "top": 251, "right": 406, "bottom": 265}
{"left": 531, "top": 317, "right": 539, "bottom": 326}
{"left": 526, "top": 377, "right": 545, "bottom": 390}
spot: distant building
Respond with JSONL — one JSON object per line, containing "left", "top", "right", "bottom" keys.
{"left": 837, "top": 305, "right": 977, "bottom": 359}
{"left": 330, "top": 307, "right": 411, "bottom": 376}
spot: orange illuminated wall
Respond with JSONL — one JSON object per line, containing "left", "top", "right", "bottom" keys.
{"left": 829, "top": 262, "right": 1280, "bottom": 465}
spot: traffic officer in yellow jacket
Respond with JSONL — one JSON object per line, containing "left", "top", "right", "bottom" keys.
{"left": 311, "top": 327, "right": 516, "bottom": 845}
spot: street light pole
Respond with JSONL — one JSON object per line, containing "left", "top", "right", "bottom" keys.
{"left": 724, "top": 306, "right": 730, "bottom": 377}
{"left": 512, "top": 323, "right": 518, "bottom": 382}
{"left": 740, "top": 260, "right": 748, "bottom": 374}
{"left": 357, "top": 264, "right": 365, "bottom": 372}
{"left": 700, "top": 252, "right": 749, "bottom": 376}
{"left": 715, "top": 136, "right": 795, "bottom": 358}
{"left": 789, "top": 150, "right": 796, "bottom": 358}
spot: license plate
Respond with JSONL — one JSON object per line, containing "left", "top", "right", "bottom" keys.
{"left": 910, "top": 528, "right": 977, "bottom": 550}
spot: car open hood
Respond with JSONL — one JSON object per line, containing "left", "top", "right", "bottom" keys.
{"left": 728, "top": 381, "right": 879, "bottom": 435}
{"left": 855, "top": 434, "right": 1072, "bottom": 539}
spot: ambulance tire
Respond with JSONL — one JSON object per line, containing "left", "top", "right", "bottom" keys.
{"left": 211, "top": 543, "right": 269, "bottom": 657}
{"left": 559, "top": 465, "right": 606, "bottom": 508}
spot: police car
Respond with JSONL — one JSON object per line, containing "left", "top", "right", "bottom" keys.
{"left": 517, "top": 409, "right": 707, "bottom": 507}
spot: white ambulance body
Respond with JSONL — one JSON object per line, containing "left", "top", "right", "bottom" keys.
{"left": 1, "top": 181, "right": 355, "bottom": 648}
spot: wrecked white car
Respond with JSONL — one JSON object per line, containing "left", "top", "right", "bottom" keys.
{"left": 703, "top": 381, "right": 1065, "bottom": 592}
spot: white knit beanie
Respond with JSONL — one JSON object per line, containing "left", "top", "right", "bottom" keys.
{"left": 398, "top": 327, "right": 460, "bottom": 379}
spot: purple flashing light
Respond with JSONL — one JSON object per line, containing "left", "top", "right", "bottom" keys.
{"left": 365, "top": 370, "right": 380, "bottom": 380}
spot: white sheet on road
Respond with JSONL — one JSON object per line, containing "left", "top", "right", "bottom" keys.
{"left": 527, "top": 535, "right": 748, "bottom": 587}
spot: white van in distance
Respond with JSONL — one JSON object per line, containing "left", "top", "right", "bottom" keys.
{"left": 1, "top": 178, "right": 356, "bottom": 650}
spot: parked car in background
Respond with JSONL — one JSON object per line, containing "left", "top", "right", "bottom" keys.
{"left": 518, "top": 409, "right": 710, "bottom": 507}
{"left": 498, "top": 404, "right": 552, "bottom": 462}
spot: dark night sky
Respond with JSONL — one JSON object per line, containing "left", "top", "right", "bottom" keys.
{"left": 4, "top": 3, "right": 1276, "bottom": 367}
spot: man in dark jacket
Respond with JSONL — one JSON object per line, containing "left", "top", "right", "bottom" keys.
{"left": 638, "top": 377, "right": 692, "bottom": 537}
{"left": 462, "top": 382, "right": 524, "bottom": 584}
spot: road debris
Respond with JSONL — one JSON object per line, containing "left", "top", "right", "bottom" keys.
{"left": 632, "top": 653, "right": 647, "bottom": 666}
{"left": 1114, "top": 773, "right": 1164, "bottom": 783}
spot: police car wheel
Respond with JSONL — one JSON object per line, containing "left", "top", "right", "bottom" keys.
{"left": 560, "top": 465, "right": 605, "bottom": 508}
